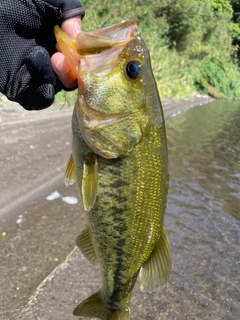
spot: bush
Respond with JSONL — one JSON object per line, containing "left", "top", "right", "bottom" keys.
{"left": 195, "top": 58, "right": 240, "bottom": 98}
{"left": 159, "top": 0, "right": 233, "bottom": 60}
{"left": 70, "top": 0, "right": 240, "bottom": 100}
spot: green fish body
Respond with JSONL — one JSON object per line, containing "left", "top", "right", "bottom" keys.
{"left": 55, "top": 17, "right": 171, "bottom": 320}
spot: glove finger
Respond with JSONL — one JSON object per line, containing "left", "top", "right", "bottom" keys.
{"left": 42, "top": 0, "right": 85, "bottom": 22}
{"left": 19, "top": 46, "right": 63, "bottom": 110}
{"left": 25, "top": 46, "right": 57, "bottom": 84}
{"left": 19, "top": 83, "right": 55, "bottom": 110}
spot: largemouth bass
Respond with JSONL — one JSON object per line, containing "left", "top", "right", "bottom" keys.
{"left": 54, "top": 17, "right": 171, "bottom": 320}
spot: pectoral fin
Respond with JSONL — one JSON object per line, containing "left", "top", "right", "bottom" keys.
{"left": 139, "top": 227, "right": 172, "bottom": 292}
{"left": 65, "top": 154, "right": 76, "bottom": 187}
{"left": 82, "top": 152, "right": 98, "bottom": 212}
{"left": 76, "top": 226, "right": 98, "bottom": 267}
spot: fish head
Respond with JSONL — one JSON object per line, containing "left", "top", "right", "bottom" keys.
{"left": 55, "top": 17, "right": 152, "bottom": 159}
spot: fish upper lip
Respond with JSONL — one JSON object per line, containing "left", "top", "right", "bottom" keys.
{"left": 76, "top": 16, "right": 140, "bottom": 55}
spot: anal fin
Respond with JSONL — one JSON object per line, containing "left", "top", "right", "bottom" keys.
{"left": 139, "top": 227, "right": 172, "bottom": 292}
{"left": 76, "top": 226, "right": 98, "bottom": 267}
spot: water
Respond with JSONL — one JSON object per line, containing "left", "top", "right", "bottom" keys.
{"left": 164, "top": 100, "right": 240, "bottom": 319}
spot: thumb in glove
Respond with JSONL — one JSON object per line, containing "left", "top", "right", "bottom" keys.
{"left": 18, "top": 46, "right": 57, "bottom": 110}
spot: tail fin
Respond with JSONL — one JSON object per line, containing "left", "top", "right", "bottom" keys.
{"left": 73, "top": 291, "right": 130, "bottom": 320}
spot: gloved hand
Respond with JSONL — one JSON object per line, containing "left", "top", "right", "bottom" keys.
{"left": 0, "top": 0, "right": 84, "bottom": 110}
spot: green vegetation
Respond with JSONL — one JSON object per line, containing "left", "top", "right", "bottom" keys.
{"left": 56, "top": 0, "right": 240, "bottom": 103}
{"left": 55, "top": 90, "right": 78, "bottom": 106}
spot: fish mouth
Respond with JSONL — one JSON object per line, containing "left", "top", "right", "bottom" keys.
{"left": 75, "top": 17, "right": 141, "bottom": 75}
{"left": 54, "top": 16, "right": 143, "bottom": 77}
{"left": 76, "top": 17, "right": 139, "bottom": 56}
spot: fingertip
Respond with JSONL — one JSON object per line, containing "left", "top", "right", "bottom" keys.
{"left": 62, "top": 17, "right": 81, "bottom": 37}
{"left": 51, "top": 52, "right": 66, "bottom": 73}
{"left": 52, "top": 17, "right": 80, "bottom": 89}
{"left": 51, "top": 53, "right": 77, "bottom": 89}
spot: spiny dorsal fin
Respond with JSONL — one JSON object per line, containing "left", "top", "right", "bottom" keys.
{"left": 82, "top": 152, "right": 98, "bottom": 212}
{"left": 76, "top": 226, "right": 98, "bottom": 267}
{"left": 65, "top": 153, "right": 76, "bottom": 187}
{"left": 139, "top": 227, "right": 172, "bottom": 292}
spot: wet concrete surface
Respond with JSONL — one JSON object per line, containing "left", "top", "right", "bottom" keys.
{"left": 0, "top": 94, "right": 217, "bottom": 320}
{"left": 0, "top": 100, "right": 72, "bottom": 216}
{"left": 0, "top": 100, "right": 81, "bottom": 319}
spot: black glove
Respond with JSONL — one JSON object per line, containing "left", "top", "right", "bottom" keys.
{"left": 0, "top": 0, "right": 84, "bottom": 110}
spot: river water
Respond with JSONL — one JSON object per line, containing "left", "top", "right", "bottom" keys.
{"left": 163, "top": 100, "right": 240, "bottom": 319}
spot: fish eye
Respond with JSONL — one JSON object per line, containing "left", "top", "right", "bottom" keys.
{"left": 125, "top": 60, "right": 142, "bottom": 79}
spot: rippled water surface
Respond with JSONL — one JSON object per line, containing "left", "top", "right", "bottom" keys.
{"left": 164, "top": 100, "right": 240, "bottom": 319}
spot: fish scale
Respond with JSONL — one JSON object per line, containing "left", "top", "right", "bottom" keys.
{"left": 55, "top": 16, "right": 171, "bottom": 320}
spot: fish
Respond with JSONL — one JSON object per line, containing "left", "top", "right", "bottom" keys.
{"left": 54, "top": 16, "right": 171, "bottom": 320}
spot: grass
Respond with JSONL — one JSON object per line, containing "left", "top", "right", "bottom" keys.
{"left": 54, "top": 90, "right": 77, "bottom": 106}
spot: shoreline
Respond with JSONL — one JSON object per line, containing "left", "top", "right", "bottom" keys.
{"left": 161, "top": 93, "right": 214, "bottom": 118}
{"left": 0, "top": 93, "right": 214, "bottom": 122}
